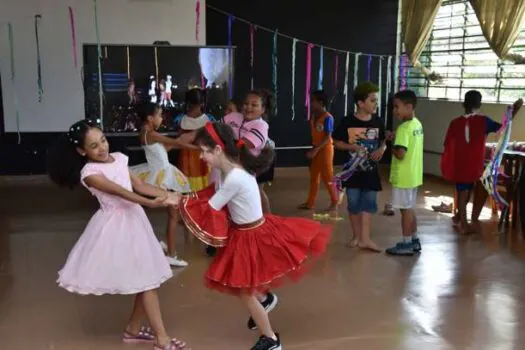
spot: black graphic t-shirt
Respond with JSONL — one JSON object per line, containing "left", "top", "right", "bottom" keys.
{"left": 333, "top": 115, "right": 386, "bottom": 191}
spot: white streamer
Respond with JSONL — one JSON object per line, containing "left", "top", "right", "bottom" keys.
{"left": 292, "top": 38, "right": 297, "bottom": 120}
{"left": 353, "top": 53, "right": 361, "bottom": 113}
{"left": 344, "top": 52, "right": 349, "bottom": 116}
{"left": 386, "top": 56, "right": 392, "bottom": 104}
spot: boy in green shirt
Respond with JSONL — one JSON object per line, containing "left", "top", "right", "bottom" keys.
{"left": 386, "top": 90, "right": 424, "bottom": 256}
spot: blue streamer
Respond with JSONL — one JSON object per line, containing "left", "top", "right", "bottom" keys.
{"left": 318, "top": 46, "right": 324, "bottom": 90}
{"left": 272, "top": 30, "right": 278, "bottom": 115}
{"left": 367, "top": 55, "right": 372, "bottom": 81}
{"left": 34, "top": 15, "right": 43, "bottom": 102}
{"left": 228, "top": 15, "right": 234, "bottom": 98}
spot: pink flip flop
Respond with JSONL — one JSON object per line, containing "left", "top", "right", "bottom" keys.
{"left": 123, "top": 325, "right": 155, "bottom": 344}
{"left": 154, "top": 338, "right": 189, "bottom": 350}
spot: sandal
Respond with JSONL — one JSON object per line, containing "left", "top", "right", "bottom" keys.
{"left": 154, "top": 338, "right": 188, "bottom": 350}
{"left": 123, "top": 325, "right": 155, "bottom": 343}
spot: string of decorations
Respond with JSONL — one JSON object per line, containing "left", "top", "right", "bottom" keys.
{"left": 206, "top": 4, "right": 395, "bottom": 120}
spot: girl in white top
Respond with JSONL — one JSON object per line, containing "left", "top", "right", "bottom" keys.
{"left": 130, "top": 103, "right": 196, "bottom": 267}
{"left": 173, "top": 122, "right": 332, "bottom": 350}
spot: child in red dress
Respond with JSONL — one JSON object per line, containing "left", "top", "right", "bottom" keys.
{"left": 173, "top": 122, "right": 331, "bottom": 350}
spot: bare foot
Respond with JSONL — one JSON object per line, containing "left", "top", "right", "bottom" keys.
{"left": 458, "top": 224, "right": 477, "bottom": 235}
{"left": 358, "top": 240, "right": 382, "bottom": 252}
{"left": 471, "top": 220, "right": 482, "bottom": 233}
{"left": 346, "top": 238, "right": 359, "bottom": 248}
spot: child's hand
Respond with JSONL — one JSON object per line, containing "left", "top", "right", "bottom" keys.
{"left": 166, "top": 192, "right": 181, "bottom": 207}
{"left": 512, "top": 98, "right": 523, "bottom": 117}
{"left": 306, "top": 148, "right": 318, "bottom": 159}
{"left": 370, "top": 148, "right": 385, "bottom": 161}
{"left": 150, "top": 196, "right": 169, "bottom": 208}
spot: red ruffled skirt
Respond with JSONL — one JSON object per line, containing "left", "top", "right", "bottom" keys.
{"left": 179, "top": 186, "right": 332, "bottom": 295}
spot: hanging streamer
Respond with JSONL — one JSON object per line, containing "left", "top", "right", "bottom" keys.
{"left": 353, "top": 53, "right": 361, "bottom": 112}
{"left": 34, "top": 15, "right": 43, "bottom": 103}
{"left": 378, "top": 56, "right": 383, "bottom": 119}
{"left": 126, "top": 46, "right": 130, "bottom": 78}
{"left": 195, "top": 0, "right": 201, "bottom": 42}
{"left": 367, "top": 55, "right": 372, "bottom": 81}
{"left": 318, "top": 46, "right": 324, "bottom": 90}
{"left": 386, "top": 56, "right": 393, "bottom": 101}
{"left": 353, "top": 53, "right": 361, "bottom": 89}
{"left": 305, "top": 43, "right": 313, "bottom": 120}
{"left": 343, "top": 52, "right": 350, "bottom": 116}
{"left": 154, "top": 47, "right": 159, "bottom": 82}
{"left": 400, "top": 54, "right": 408, "bottom": 90}
{"left": 68, "top": 7, "right": 78, "bottom": 69}
{"left": 94, "top": 0, "right": 103, "bottom": 126}
{"left": 291, "top": 39, "right": 297, "bottom": 120}
{"left": 250, "top": 25, "right": 256, "bottom": 89}
{"left": 272, "top": 30, "right": 278, "bottom": 115}
{"left": 227, "top": 15, "right": 234, "bottom": 98}
{"left": 8, "top": 23, "right": 21, "bottom": 144}
{"left": 334, "top": 53, "right": 339, "bottom": 92}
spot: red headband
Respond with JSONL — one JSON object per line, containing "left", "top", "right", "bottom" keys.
{"left": 204, "top": 122, "right": 245, "bottom": 150}
{"left": 204, "top": 122, "right": 225, "bottom": 149}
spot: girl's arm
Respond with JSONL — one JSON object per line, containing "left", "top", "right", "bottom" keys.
{"left": 147, "top": 130, "right": 198, "bottom": 151}
{"left": 84, "top": 175, "right": 169, "bottom": 208}
{"left": 129, "top": 171, "right": 170, "bottom": 198}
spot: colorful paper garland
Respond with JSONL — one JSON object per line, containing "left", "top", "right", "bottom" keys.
{"left": 272, "top": 30, "right": 278, "bottom": 115}
{"left": 318, "top": 45, "right": 324, "bottom": 90}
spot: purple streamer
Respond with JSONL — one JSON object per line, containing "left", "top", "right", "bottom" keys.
{"left": 400, "top": 54, "right": 408, "bottom": 90}
{"left": 367, "top": 55, "right": 372, "bottom": 81}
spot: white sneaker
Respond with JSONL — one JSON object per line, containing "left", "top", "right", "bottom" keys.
{"left": 167, "top": 255, "right": 189, "bottom": 268}
{"left": 160, "top": 241, "right": 168, "bottom": 252}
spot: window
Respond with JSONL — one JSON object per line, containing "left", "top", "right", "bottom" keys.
{"left": 405, "top": 0, "right": 525, "bottom": 103}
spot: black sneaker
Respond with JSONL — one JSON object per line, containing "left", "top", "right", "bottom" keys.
{"left": 251, "top": 333, "right": 282, "bottom": 350}
{"left": 247, "top": 293, "right": 279, "bottom": 330}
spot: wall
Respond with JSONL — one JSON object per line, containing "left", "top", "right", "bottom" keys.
{"left": 0, "top": 0, "right": 205, "bottom": 133}
{"left": 416, "top": 99, "right": 525, "bottom": 176}
{"left": 206, "top": 0, "right": 400, "bottom": 167}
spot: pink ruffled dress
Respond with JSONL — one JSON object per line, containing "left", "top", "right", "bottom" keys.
{"left": 57, "top": 152, "right": 173, "bottom": 295}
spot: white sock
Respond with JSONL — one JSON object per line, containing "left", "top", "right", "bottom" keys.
{"left": 403, "top": 236, "right": 412, "bottom": 244}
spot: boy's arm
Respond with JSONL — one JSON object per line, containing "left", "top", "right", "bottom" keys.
{"left": 392, "top": 126, "right": 409, "bottom": 160}
{"left": 333, "top": 119, "right": 365, "bottom": 152}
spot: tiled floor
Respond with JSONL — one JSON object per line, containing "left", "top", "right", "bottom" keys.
{"left": 1, "top": 168, "right": 525, "bottom": 349}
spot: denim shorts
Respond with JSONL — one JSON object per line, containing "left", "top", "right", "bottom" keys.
{"left": 456, "top": 182, "right": 474, "bottom": 191}
{"left": 345, "top": 188, "right": 378, "bottom": 214}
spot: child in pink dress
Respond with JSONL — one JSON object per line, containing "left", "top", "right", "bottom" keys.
{"left": 47, "top": 119, "right": 188, "bottom": 350}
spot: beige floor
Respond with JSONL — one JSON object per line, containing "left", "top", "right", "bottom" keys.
{"left": 1, "top": 168, "right": 525, "bottom": 350}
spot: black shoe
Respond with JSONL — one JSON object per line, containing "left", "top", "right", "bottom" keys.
{"left": 251, "top": 333, "right": 281, "bottom": 350}
{"left": 205, "top": 245, "right": 217, "bottom": 257}
{"left": 247, "top": 292, "right": 279, "bottom": 330}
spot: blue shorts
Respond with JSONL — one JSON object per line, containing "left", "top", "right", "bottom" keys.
{"left": 346, "top": 188, "right": 378, "bottom": 214}
{"left": 456, "top": 183, "right": 474, "bottom": 191}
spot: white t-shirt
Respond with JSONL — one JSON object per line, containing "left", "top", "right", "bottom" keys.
{"left": 208, "top": 168, "right": 263, "bottom": 224}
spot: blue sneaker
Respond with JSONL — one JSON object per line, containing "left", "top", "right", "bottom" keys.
{"left": 412, "top": 237, "right": 422, "bottom": 252}
{"left": 385, "top": 241, "right": 416, "bottom": 256}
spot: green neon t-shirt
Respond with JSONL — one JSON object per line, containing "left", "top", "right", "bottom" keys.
{"left": 389, "top": 117, "right": 424, "bottom": 188}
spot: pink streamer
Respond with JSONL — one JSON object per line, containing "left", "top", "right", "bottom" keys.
{"left": 195, "top": 0, "right": 201, "bottom": 42}
{"left": 306, "top": 43, "right": 313, "bottom": 120}
{"left": 334, "top": 54, "right": 339, "bottom": 91}
{"left": 68, "top": 7, "right": 78, "bottom": 68}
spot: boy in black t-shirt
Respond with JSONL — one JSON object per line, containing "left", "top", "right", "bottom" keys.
{"left": 333, "top": 82, "right": 386, "bottom": 252}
